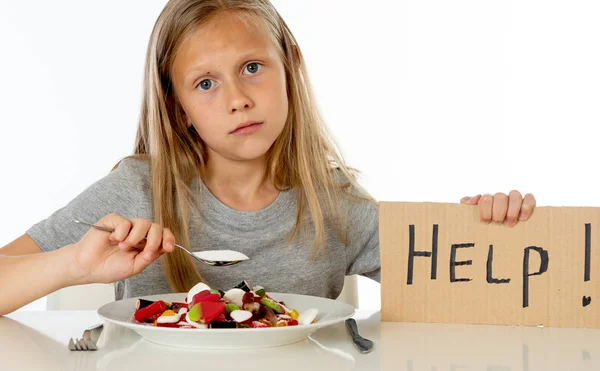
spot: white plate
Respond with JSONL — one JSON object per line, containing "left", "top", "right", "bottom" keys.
{"left": 97, "top": 292, "right": 355, "bottom": 349}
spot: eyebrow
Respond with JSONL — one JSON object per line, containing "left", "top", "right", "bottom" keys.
{"left": 183, "top": 49, "right": 270, "bottom": 80}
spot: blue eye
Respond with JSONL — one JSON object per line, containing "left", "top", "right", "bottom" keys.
{"left": 243, "top": 62, "right": 262, "bottom": 75}
{"left": 197, "top": 79, "right": 215, "bottom": 91}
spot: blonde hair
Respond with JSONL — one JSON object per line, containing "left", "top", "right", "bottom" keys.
{"left": 131, "top": 0, "right": 371, "bottom": 292}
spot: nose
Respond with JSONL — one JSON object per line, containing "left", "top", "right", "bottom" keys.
{"left": 226, "top": 79, "right": 254, "bottom": 113}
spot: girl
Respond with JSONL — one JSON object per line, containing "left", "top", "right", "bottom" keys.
{"left": 0, "top": 0, "right": 535, "bottom": 316}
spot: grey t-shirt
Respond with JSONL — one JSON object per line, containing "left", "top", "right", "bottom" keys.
{"left": 26, "top": 158, "right": 380, "bottom": 300}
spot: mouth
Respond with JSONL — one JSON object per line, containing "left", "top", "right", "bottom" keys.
{"left": 230, "top": 121, "right": 264, "bottom": 135}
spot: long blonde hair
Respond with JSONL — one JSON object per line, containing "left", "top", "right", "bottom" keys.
{"left": 131, "top": 0, "right": 371, "bottom": 292}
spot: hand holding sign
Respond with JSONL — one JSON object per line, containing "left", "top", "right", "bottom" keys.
{"left": 460, "top": 191, "right": 537, "bottom": 227}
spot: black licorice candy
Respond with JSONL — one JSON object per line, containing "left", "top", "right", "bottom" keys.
{"left": 234, "top": 280, "right": 252, "bottom": 292}
{"left": 210, "top": 320, "right": 237, "bottom": 329}
{"left": 136, "top": 298, "right": 155, "bottom": 310}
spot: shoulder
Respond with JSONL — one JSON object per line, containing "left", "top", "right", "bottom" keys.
{"left": 328, "top": 166, "right": 379, "bottom": 221}
{"left": 85, "top": 155, "right": 153, "bottom": 202}
{"left": 107, "top": 155, "right": 151, "bottom": 188}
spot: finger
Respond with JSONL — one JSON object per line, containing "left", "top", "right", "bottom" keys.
{"left": 132, "top": 241, "right": 147, "bottom": 249}
{"left": 120, "top": 218, "right": 152, "bottom": 250}
{"left": 132, "top": 248, "right": 161, "bottom": 275}
{"left": 505, "top": 190, "right": 523, "bottom": 227}
{"left": 140, "top": 223, "right": 163, "bottom": 262}
{"left": 479, "top": 194, "right": 493, "bottom": 224}
{"left": 471, "top": 194, "right": 482, "bottom": 205}
{"left": 100, "top": 213, "right": 131, "bottom": 244}
{"left": 160, "top": 228, "right": 176, "bottom": 253}
{"left": 492, "top": 193, "right": 509, "bottom": 224}
{"left": 461, "top": 195, "right": 482, "bottom": 205}
{"left": 519, "top": 193, "right": 537, "bottom": 220}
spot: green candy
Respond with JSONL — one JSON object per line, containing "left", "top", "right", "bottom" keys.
{"left": 260, "top": 298, "right": 284, "bottom": 314}
{"left": 253, "top": 286, "right": 266, "bottom": 298}
{"left": 188, "top": 304, "right": 201, "bottom": 322}
{"left": 225, "top": 303, "right": 241, "bottom": 313}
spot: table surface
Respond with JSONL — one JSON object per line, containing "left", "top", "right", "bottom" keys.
{"left": 3, "top": 309, "right": 600, "bottom": 371}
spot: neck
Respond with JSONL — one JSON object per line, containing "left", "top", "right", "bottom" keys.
{"left": 203, "top": 150, "right": 278, "bottom": 211}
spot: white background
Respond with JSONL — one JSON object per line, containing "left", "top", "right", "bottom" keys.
{"left": 1, "top": 1, "right": 599, "bottom": 311}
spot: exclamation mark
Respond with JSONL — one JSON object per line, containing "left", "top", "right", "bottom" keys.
{"left": 583, "top": 223, "right": 592, "bottom": 307}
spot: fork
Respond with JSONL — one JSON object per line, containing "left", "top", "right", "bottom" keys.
{"left": 68, "top": 337, "right": 97, "bottom": 351}
{"left": 68, "top": 323, "right": 103, "bottom": 351}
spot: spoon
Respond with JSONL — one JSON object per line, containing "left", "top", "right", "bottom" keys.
{"left": 71, "top": 220, "right": 249, "bottom": 266}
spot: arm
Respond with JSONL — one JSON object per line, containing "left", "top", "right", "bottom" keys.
{"left": 0, "top": 215, "right": 175, "bottom": 316}
{"left": 0, "top": 235, "right": 81, "bottom": 315}
{"left": 0, "top": 158, "right": 177, "bottom": 315}
{"left": 344, "top": 196, "right": 381, "bottom": 282}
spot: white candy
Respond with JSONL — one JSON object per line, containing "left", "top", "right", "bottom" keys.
{"left": 156, "top": 307, "right": 188, "bottom": 324}
{"left": 157, "top": 312, "right": 181, "bottom": 324}
{"left": 230, "top": 310, "right": 253, "bottom": 323}
{"left": 223, "top": 288, "right": 246, "bottom": 307}
{"left": 243, "top": 302, "right": 260, "bottom": 313}
{"left": 297, "top": 308, "right": 318, "bottom": 325}
{"left": 185, "top": 312, "right": 208, "bottom": 329}
{"left": 186, "top": 282, "right": 212, "bottom": 304}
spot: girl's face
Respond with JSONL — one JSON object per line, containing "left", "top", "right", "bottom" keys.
{"left": 171, "top": 12, "right": 289, "bottom": 164}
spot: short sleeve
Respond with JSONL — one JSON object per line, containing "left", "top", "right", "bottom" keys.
{"left": 26, "top": 158, "right": 152, "bottom": 252}
{"left": 344, "top": 194, "right": 381, "bottom": 282}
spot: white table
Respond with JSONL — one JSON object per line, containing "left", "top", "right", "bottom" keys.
{"left": 2, "top": 310, "right": 600, "bottom": 370}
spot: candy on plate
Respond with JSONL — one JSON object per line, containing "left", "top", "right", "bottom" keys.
{"left": 131, "top": 280, "right": 318, "bottom": 329}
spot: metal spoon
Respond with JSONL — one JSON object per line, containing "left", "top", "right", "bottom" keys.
{"left": 71, "top": 219, "right": 248, "bottom": 266}
{"left": 345, "top": 318, "right": 374, "bottom": 354}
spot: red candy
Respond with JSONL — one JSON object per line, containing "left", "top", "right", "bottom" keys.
{"left": 242, "top": 291, "right": 256, "bottom": 304}
{"left": 191, "top": 290, "right": 221, "bottom": 306}
{"left": 145, "top": 312, "right": 163, "bottom": 323}
{"left": 171, "top": 302, "right": 189, "bottom": 309}
{"left": 156, "top": 322, "right": 180, "bottom": 328}
{"left": 133, "top": 300, "right": 167, "bottom": 322}
{"left": 278, "top": 317, "right": 299, "bottom": 326}
{"left": 250, "top": 321, "right": 270, "bottom": 328}
{"left": 197, "top": 301, "right": 226, "bottom": 324}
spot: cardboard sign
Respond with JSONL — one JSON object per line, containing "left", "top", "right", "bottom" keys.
{"left": 379, "top": 202, "right": 600, "bottom": 328}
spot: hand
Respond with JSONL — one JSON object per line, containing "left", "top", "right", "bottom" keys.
{"left": 460, "top": 191, "right": 536, "bottom": 227}
{"left": 66, "top": 213, "right": 175, "bottom": 285}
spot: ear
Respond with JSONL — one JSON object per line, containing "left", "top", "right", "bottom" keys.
{"left": 181, "top": 109, "right": 192, "bottom": 128}
{"left": 166, "top": 94, "right": 192, "bottom": 128}
{"left": 179, "top": 104, "right": 193, "bottom": 128}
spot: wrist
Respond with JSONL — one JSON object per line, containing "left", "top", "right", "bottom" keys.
{"left": 56, "top": 244, "right": 92, "bottom": 286}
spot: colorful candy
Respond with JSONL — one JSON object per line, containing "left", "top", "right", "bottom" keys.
{"left": 131, "top": 281, "right": 318, "bottom": 329}
{"left": 190, "top": 290, "right": 221, "bottom": 306}
{"left": 135, "top": 298, "right": 155, "bottom": 310}
{"left": 133, "top": 300, "right": 167, "bottom": 322}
